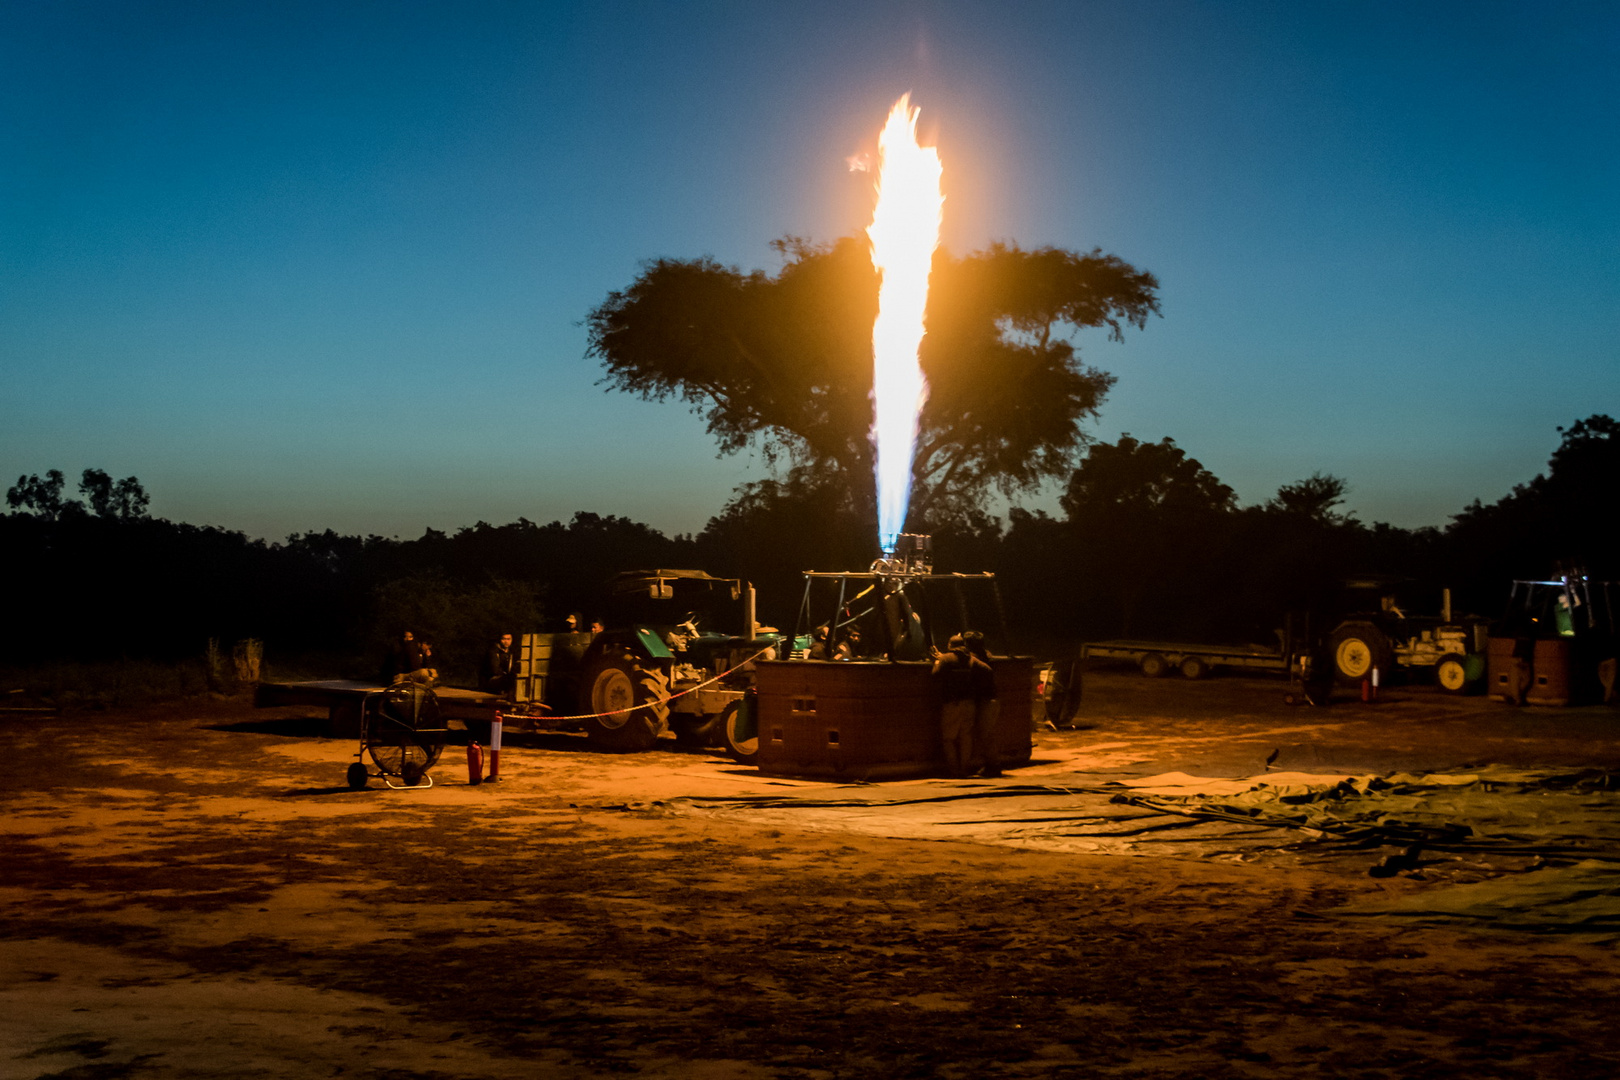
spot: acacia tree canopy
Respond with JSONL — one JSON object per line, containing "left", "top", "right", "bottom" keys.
{"left": 1267, "top": 472, "right": 1351, "bottom": 525}
{"left": 586, "top": 237, "right": 1160, "bottom": 524}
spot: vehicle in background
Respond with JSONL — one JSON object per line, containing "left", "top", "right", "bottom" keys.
{"left": 1077, "top": 581, "right": 1492, "bottom": 694}
{"left": 1327, "top": 579, "right": 1489, "bottom": 693}
{"left": 1078, "top": 636, "right": 1294, "bottom": 681}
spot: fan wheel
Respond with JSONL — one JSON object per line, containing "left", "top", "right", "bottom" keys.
{"left": 365, "top": 686, "right": 446, "bottom": 778}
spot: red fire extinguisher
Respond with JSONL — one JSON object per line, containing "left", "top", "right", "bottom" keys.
{"left": 467, "top": 741, "right": 484, "bottom": 785}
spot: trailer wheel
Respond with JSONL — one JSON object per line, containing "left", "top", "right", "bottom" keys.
{"left": 581, "top": 652, "right": 666, "bottom": 753}
{"left": 1435, "top": 655, "right": 1469, "bottom": 694}
{"left": 1330, "top": 622, "right": 1393, "bottom": 685}
{"left": 1139, "top": 653, "right": 1170, "bottom": 678}
{"left": 1180, "top": 656, "right": 1209, "bottom": 680}
{"left": 720, "top": 699, "right": 758, "bottom": 765}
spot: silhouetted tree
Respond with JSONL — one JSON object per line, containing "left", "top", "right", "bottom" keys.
{"left": 693, "top": 474, "right": 874, "bottom": 629}
{"left": 369, "top": 573, "right": 543, "bottom": 683}
{"left": 587, "top": 237, "right": 1159, "bottom": 527}
{"left": 77, "top": 469, "right": 150, "bottom": 520}
{"left": 1057, "top": 435, "right": 1236, "bottom": 637}
{"left": 1267, "top": 472, "right": 1350, "bottom": 525}
{"left": 7, "top": 469, "right": 71, "bottom": 519}
{"left": 1447, "top": 413, "right": 1619, "bottom": 601}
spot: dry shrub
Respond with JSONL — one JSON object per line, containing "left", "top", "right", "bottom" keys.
{"left": 233, "top": 639, "right": 263, "bottom": 684}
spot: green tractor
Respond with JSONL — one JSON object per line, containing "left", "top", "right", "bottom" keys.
{"left": 576, "top": 570, "right": 790, "bottom": 754}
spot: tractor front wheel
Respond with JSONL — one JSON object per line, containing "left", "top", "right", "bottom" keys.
{"left": 720, "top": 699, "right": 758, "bottom": 765}
{"left": 581, "top": 652, "right": 667, "bottom": 753}
{"left": 1435, "top": 655, "right": 1470, "bottom": 694}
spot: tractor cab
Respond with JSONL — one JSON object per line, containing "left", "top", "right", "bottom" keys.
{"left": 597, "top": 569, "right": 780, "bottom": 669}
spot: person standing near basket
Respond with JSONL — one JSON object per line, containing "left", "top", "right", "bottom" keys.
{"left": 963, "top": 631, "right": 1001, "bottom": 777}
{"left": 933, "top": 633, "right": 994, "bottom": 778}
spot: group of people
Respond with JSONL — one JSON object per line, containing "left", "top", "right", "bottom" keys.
{"left": 384, "top": 610, "right": 604, "bottom": 699}
{"left": 381, "top": 629, "right": 440, "bottom": 686}
{"left": 561, "top": 612, "right": 605, "bottom": 635}
{"left": 806, "top": 623, "right": 863, "bottom": 661}
{"left": 931, "top": 630, "right": 1001, "bottom": 779}
{"left": 381, "top": 629, "right": 521, "bottom": 701}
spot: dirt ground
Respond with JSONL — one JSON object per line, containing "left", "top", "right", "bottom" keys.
{"left": 4, "top": 670, "right": 1619, "bottom": 1079}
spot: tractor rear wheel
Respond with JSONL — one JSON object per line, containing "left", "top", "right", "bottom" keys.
{"left": 1330, "top": 622, "right": 1394, "bottom": 685}
{"left": 581, "top": 652, "right": 667, "bottom": 752}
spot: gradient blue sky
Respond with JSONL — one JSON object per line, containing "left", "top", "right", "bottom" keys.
{"left": 3, "top": 1, "right": 1616, "bottom": 540}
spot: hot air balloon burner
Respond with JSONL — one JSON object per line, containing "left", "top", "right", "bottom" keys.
{"left": 871, "top": 532, "right": 933, "bottom": 577}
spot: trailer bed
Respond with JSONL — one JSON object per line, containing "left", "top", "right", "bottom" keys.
{"left": 1081, "top": 639, "right": 1291, "bottom": 677}
{"left": 255, "top": 679, "right": 506, "bottom": 737}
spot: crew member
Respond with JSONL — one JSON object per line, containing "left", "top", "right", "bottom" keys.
{"left": 808, "top": 624, "right": 832, "bottom": 661}
{"left": 963, "top": 631, "right": 1001, "bottom": 778}
{"left": 482, "top": 632, "right": 518, "bottom": 700}
{"left": 834, "top": 626, "right": 863, "bottom": 660}
{"left": 382, "top": 629, "right": 426, "bottom": 684}
{"left": 411, "top": 635, "right": 441, "bottom": 685}
{"left": 932, "top": 634, "right": 984, "bottom": 778}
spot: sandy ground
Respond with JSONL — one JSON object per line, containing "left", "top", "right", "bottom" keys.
{"left": 4, "top": 670, "right": 1619, "bottom": 1079}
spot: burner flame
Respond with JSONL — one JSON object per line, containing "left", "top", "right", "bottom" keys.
{"left": 866, "top": 94, "right": 943, "bottom": 555}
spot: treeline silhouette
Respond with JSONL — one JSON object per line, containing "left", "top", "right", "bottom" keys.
{"left": 5, "top": 416, "right": 1613, "bottom": 678}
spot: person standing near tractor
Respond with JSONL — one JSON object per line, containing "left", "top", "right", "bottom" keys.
{"left": 482, "top": 632, "right": 518, "bottom": 700}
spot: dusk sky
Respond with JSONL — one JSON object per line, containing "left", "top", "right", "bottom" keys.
{"left": 3, "top": 1, "right": 1616, "bottom": 541}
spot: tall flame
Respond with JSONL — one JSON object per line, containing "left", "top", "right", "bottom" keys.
{"left": 867, "top": 94, "right": 943, "bottom": 554}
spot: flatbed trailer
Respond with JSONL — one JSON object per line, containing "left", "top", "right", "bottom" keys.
{"left": 1080, "top": 639, "right": 1292, "bottom": 680}
{"left": 255, "top": 680, "right": 505, "bottom": 737}
{"left": 254, "top": 633, "right": 605, "bottom": 738}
